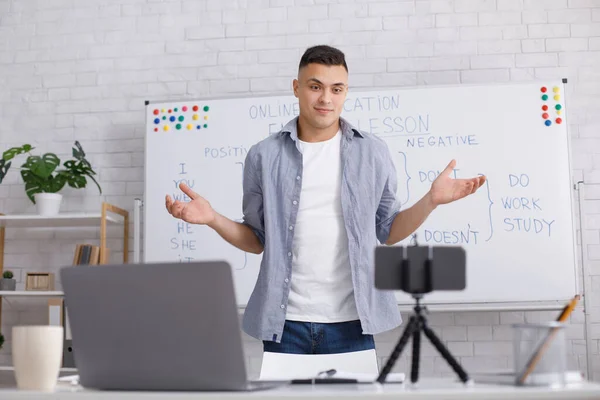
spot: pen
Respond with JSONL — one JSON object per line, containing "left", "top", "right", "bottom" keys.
{"left": 556, "top": 295, "right": 580, "bottom": 322}
{"left": 317, "top": 369, "right": 337, "bottom": 378}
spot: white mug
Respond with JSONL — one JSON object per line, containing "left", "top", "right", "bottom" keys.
{"left": 12, "top": 326, "right": 64, "bottom": 392}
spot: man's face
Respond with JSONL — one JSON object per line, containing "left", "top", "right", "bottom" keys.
{"left": 293, "top": 63, "right": 348, "bottom": 131}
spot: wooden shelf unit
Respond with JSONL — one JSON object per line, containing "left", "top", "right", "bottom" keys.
{"left": 0, "top": 202, "right": 129, "bottom": 328}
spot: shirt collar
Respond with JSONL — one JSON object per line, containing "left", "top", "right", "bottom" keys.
{"left": 280, "top": 116, "right": 364, "bottom": 142}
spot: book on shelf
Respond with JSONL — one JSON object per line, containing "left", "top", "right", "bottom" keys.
{"left": 73, "top": 244, "right": 101, "bottom": 265}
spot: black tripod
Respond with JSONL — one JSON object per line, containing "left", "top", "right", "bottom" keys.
{"left": 376, "top": 295, "right": 470, "bottom": 384}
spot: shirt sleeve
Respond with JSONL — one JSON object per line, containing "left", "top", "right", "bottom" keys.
{"left": 375, "top": 147, "right": 401, "bottom": 244}
{"left": 241, "top": 145, "right": 266, "bottom": 247}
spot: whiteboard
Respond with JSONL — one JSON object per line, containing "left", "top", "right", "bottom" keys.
{"left": 143, "top": 80, "right": 578, "bottom": 308}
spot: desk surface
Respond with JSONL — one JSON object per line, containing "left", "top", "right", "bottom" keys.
{"left": 1, "top": 379, "right": 600, "bottom": 399}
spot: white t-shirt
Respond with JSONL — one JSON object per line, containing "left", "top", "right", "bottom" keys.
{"left": 285, "top": 130, "right": 360, "bottom": 323}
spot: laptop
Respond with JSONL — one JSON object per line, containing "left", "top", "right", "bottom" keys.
{"left": 60, "top": 261, "right": 286, "bottom": 391}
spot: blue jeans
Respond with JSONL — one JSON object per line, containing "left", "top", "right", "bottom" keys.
{"left": 262, "top": 320, "right": 375, "bottom": 354}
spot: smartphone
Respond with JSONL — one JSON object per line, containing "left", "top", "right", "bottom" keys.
{"left": 374, "top": 246, "right": 466, "bottom": 294}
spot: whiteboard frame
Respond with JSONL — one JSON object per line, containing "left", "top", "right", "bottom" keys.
{"left": 141, "top": 80, "right": 581, "bottom": 312}
{"left": 563, "top": 78, "right": 581, "bottom": 297}
{"left": 575, "top": 182, "right": 596, "bottom": 381}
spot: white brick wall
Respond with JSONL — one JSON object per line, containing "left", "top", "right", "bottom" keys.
{"left": 1, "top": 0, "right": 599, "bottom": 382}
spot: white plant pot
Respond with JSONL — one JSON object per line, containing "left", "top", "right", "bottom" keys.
{"left": 34, "top": 193, "right": 63, "bottom": 216}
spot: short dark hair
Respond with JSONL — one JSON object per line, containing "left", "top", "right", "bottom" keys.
{"left": 299, "top": 45, "right": 348, "bottom": 72}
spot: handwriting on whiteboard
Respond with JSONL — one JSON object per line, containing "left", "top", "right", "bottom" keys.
{"left": 501, "top": 174, "right": 555, "bottom": 237}
{"left": 169, "top": 162, "right": 197, "bottom": 262}
{"left": 247, "top": 94, "right": 402, "bottom": 122}
{"left": 398, "top": 158, "right": 556, "bottom": 245}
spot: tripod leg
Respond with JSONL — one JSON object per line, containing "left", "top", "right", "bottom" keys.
{"left": 422, "top": 322, "right": 470, "bottom": 383}
{"left": 411, "top": 323, "right": 421, "bottom": 384}
{"left": 376, "top": 316, "right": 418, "bottom": 384}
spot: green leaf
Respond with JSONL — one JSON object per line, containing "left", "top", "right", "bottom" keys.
{"left": 0, "top": 159, "right": 11, "bottom": 183}
{"left": 72, "top": 141, "right": 86, "bottom": 161}
{"left": 64, "top": 160, "right": 85, "bottom": 174}
{"left": 23, "top": 153, "right": 60, "bottom": 179}
{"left": 23, "top": 176, "right": 42, "bottom": 203}
{"left": 65, "top": 172, "right": 86, "bottom": 189}
{"left": 49, "top": 173, "right": 67, "bottom": 192}
{"left": 3, "top": 144, "right": 33, "bottom": 161}
{"left": 82, "top": 158, "right": 92, "bottom": 170}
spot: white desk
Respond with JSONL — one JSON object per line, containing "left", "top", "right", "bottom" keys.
{"left": 1, "top": 379, "right": 600, "bottom": 399}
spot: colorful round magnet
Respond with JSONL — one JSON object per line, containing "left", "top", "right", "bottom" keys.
{"left": 556, "top": 118, "right": 562, "bottom": 124}
{"left": 545, "top": 120, "right": 551, "bottom": 126}
{"left": 153, "top": 109, "right": 159, "bottom": 115}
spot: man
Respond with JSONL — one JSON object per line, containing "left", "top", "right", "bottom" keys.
{"left": 165, "top": 45, "right": 485, "bottom": 355}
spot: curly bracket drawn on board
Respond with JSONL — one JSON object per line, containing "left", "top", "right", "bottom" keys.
{"left": 397, "top": 151, "right": 411, "bottom": 208}
{"left": 482, "top": 175, "right": 494, "bottom": 242}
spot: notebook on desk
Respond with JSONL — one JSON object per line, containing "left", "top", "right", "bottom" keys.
{"left": 60, "top": 261, "right": 286, "bottom": 392}
{"left": 259, "top": 351, "right": 405, "bottom": 383}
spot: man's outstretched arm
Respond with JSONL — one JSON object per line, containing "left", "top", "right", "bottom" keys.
{"left": 384, "top": 160, "right": 486, "bottom": 245}
{"left": 166, "top": 182, "right": 264, "bottom": 254}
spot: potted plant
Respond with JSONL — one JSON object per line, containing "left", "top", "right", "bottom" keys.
{"left": 0, "top": 141, "right": 102, "bottom": 216}
{"left": 0, "top": 270, "right": 16, "bottom": 291}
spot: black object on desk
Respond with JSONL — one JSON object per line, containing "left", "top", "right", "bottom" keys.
{"left": 291, "top": 378, "right": 358, "bottom": 384}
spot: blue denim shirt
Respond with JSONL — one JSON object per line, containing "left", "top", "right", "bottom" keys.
{"left": 241, "top": 116, "right": 403, "bottom": 342}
